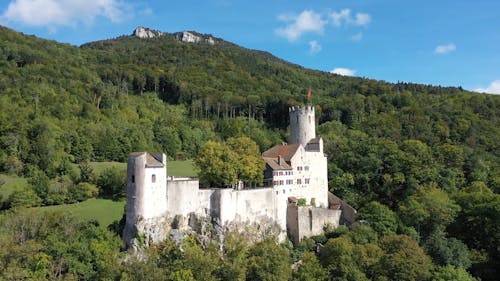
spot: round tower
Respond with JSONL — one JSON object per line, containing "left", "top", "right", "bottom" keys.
{"left": 289, "top": 106, "right": 316, "bottom": 147}
{"left": 123, "top": 152, "right": 167, "bottom": 246}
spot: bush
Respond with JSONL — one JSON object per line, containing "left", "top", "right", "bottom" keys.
{"left": 70, "top": 182, "right": 99, "bottom": 202}
{"left": 297, "top": 198, "right": 307, "bottom": 206}
{"left": 7, "top": 188, "right": 42, "bottom": 208}
{"left": 96, "top": 167, "right": 126, "bottom": 199}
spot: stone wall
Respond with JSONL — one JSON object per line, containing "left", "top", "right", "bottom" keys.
{"left": 166, "top": 178, "right": 200, "bottom": 216}
{"left": 216, "top": 188, "right": 276, "bottom": 226}
{"left": 287, "top": 204, "right": 341, "bottom": 244}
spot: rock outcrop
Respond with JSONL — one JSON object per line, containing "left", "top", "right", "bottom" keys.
{"left": 133, "top": 26, "right": 164, "bottom": 39}
{"left": 132, "top": 27, "right": 216, "bottom": 45}
{"left": 174, "top": 31, "right": 216, "bottom": 45}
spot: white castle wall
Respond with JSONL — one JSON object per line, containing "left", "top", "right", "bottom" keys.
{"left": 166, "top": 178, "right": 200, "bottom": 217}
{"left": 217, "top": 188, "right": 276, "bottom": 225}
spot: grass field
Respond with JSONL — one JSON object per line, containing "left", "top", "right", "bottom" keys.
{"left": 86, "top": 159, "right": 196, "bottom": 177}
{"left": 1, "top": 160, "right": 196, "bottom": 226}
{"left": 37, "top": 198, "right": 125, "bottom": 227}
{"left": 88, "top": 161, "right": 126, "bottom": 174}
{"left": 0, "top": 174, "right": 28, "bottom": 198}
{"left": 167, "top": 160, "right": 196, "bottom": 177}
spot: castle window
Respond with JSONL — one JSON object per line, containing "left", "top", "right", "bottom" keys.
{"left": 297, "top": 179, "right": 302, "bottom": 184}
{"left": 152, "top": 174, "right": 156, "bottom": 183}
{"left": 308, "top": 116, "right": 311, "bottom": 124}
{"left": 305, "top": 178, "right": 310, "bottom": 184}
{"left": 131, "top": 175, "right": 135, "bottom": 183}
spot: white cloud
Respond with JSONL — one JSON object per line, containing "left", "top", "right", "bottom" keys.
{"left": 275, "top": 10, "right": 327, "bottom": 41}
{"left": 331, "top": 9, "right": 350, "bottom": 27}
{"left": 434, "top": 43, "right": 456, "bottom": 54}
{"left": 308, "top": 40, "right": 322, "bottom": 54}
{"left": 2, "top": 0, "right": 130, "bottom": 29}
{"left": 354, "top": 13, "right": 371, "bottom": 26}
{"left": 330, "top": 68, "right": 356, "bottom": 76}
{"left": 331, "top": 9, "right": 371, "bottom": 27}
{"left": 474, "top": 80, "right": 500, "bottom": 95}
{"left": 351, "top": 32, "right": 363, "bottom": 41}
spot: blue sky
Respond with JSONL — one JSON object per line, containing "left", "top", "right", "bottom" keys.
{"left": 1, "top": 0, "right": 499, "bottom": 94}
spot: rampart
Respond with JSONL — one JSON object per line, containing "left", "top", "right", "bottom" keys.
{"left": 287, "top": 204, "right": 341, "bottom": 244}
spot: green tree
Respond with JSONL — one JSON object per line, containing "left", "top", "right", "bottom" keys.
{"left": 7, "top": 188, "right": 42, "bottom": 208}
{"left": 96, "top": 167, "right": 126, "bottom": 199}
{"left": 78, "top": 161, "right": 94, "bottom": 183}
{"left": 27, "top": 169, "right": 50, "bottom": 201}
{"left": 70, "top": 182, "right": 99, "bottom": 202}
{"left": 246, "top": 238, "right": 292, "bottom": 281}
{"left": 293, "top": 252, "right": 328, "bottom": 281}
{"left": 399, "top": 186, "right": 460, "bottom": 236}
{"left": 218, "top": 231, "right": 249, "bottom": 281}
{"left": 226, "top": 136, "right": 265, "bottom": 185}
{"left": 424, "top": 229, "right": 471, "bottom": 269}
{"left": 195, "top": 141, "right": 238, "bottom": 187}
{"left": 432, "top": 265, "right": 478, "bottom": 281}
{"left": 358, "top": 202, "right": 398, "bottom": 236}
{"left": 376, "top": 235, "right": 433, "bottom": 281}
{"left": 318, "top": 237, "right": 370, "bottom": 281}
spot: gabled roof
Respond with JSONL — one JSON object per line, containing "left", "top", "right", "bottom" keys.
{"left": 263, "top": 157, "right": 292, "bottom": 170}
{"left": 146, "top": 153, "right": 164, "bottom": 167}
{"left": 308, "top": 137, "right": 322, "bottom": 144}
{"left": 262, "top": 144, "right": 301, "bottom": 171}
{"left": 129, "top": 152, "right": 165, "bottom": 168}
{"left": 262, "top": 144, "right": 300, "bottom": 161}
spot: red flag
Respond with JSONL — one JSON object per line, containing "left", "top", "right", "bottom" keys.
{"left": 307, "top": 87, "right": 312, "bottom": 102}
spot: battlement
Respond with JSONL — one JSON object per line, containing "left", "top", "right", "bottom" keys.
{"left": 289, "top": 106, "right": 315, "bottom": 114}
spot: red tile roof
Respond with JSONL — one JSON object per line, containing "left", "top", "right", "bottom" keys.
{"left": 262, "top": 144, "right": 300, "bottom": 161}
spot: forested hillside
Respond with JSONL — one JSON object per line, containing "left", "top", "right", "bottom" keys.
{"left": 0, "top": 25, "right": 499, "bottom": 280}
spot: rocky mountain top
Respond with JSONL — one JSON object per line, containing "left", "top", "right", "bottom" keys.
{"left": 133, "top": 26, "right": 216, "bottom": 45}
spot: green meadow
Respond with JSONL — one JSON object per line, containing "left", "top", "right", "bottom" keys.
{"left": 1, "top": 160, "right": 196, "bottom": 227}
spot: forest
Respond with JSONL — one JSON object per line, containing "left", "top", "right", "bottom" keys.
{"left": 0, "top": 25, "right": 499, "bottom": 280}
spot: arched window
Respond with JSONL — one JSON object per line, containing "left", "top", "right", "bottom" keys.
{"left": 152, "top": 174, "right": 156, "bottom": 183}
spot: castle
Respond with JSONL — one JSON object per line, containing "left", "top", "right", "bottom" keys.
{"left": 123, "top": 106, "right": 355, "bottom": 247}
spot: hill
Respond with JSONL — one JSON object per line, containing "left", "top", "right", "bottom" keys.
{"left": 0, "top": 25, "right": 499, "bottom": 280}
{"left": 1, "top": 24, "right": 499, "bottom": 191}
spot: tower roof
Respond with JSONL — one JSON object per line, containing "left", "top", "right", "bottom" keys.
{"left": 129, "top": 152, "right": 165, "bottom": 167}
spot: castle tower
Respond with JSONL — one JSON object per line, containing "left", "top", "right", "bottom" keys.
{"left": 123, "top": 152, "right": 167, "bottom": 246}
{"left": 289, "top": 106, "right": 316, "bottom": 147}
